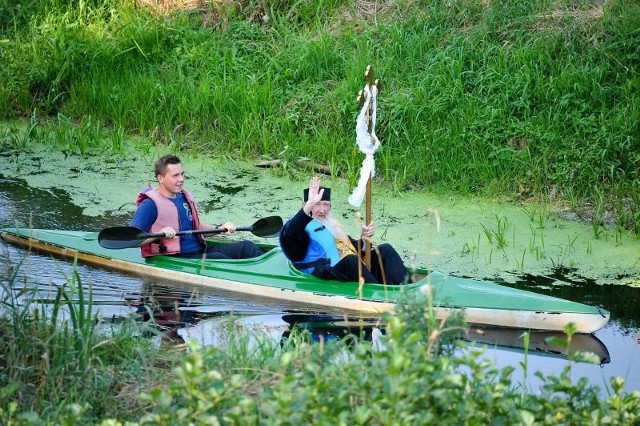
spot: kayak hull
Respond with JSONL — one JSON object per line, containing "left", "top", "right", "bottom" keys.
{"left": 0, "top": 228, "right": 610, "bottom": 333}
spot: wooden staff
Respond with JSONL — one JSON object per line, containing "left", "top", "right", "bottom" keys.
{"left": 356, "top": 65, "right": 381, "bottom": 269}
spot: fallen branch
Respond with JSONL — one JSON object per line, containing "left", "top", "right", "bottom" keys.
{"left": 255, "top": 159, "right": 332, "bottom": 175}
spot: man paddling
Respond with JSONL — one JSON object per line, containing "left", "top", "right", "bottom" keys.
{"left": 279, "top": 176, "right": 408, "bottom": 284}
{"left": 130, "top": 154, "right": 262, "bottom": 259}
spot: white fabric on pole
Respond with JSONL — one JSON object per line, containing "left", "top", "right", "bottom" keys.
{"left": 348, "top": 84, "right": 380, "bottom": 207}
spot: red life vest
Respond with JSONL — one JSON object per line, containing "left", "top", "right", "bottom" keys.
{"left": 135, "top": 187, "right": 203, "bottom": 257}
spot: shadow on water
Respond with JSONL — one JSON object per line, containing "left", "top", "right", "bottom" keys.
{"left": 0, "top": 175, "right": 129, "bottom": 230}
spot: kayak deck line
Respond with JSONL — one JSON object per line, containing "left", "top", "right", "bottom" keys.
{"left": 0, "top": 228, "right": 610, "bottom": 333}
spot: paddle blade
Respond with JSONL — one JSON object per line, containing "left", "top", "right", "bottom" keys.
{"left": 98, "top": 226, "right": 147, "bottom": 249}
{"left": 250, "top": 215, "right": 283, "bottom": 238}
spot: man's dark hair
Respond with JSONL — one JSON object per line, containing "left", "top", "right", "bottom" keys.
{"left": 155, "top": 154, "right": 181, "bottom": 177}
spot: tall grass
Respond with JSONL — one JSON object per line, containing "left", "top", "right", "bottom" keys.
{"left": 0, "top": 251, "right": 167, "bottom": 422}
{"left": 0, "top": 0, "right": 638, "bottom": 230}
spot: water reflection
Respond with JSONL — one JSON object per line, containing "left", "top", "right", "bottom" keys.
{"left": 0, "top": 175, "right": 128, "bottom": 231}
{"left": 129, "top": 281, "right": 285, "bottom": 345}
{"left": 279, "top": 314, "right": 610, "bottom": 364}
{"left": 464, "top": 324, "right": 610, "bottom": 364}
{"left": 153, "top": 310, "right": 613, "bottom": 373}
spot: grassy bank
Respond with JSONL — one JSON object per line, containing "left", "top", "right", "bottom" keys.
{"left": 1, "top": 252, "right": 639, "bottom": 424}
{"left": 0, "top": 0, "right": 639, "bottom": 232}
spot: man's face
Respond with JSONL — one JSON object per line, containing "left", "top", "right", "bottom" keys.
{"left": 157, "top": 163, "right": 185, "bottom": 196}
{"left": 311, "top": 201, "right": 331, "bottom": 220}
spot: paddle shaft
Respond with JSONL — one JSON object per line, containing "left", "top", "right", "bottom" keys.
{"left": 98, "top": 215, "right": 283, "bottom": 249}
{"left": 143, "top": 226, "right": 249, "bottom": 240}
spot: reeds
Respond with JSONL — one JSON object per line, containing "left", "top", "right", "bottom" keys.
{"left": 0, "top": 251, "right": 165, "bottom": 421}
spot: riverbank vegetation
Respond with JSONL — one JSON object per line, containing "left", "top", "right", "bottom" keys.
{"left": 1, "top": 0, "right": 639, "bottom": 236}
{"left": 1, "top": 254, "right": 639, "bottom": 424}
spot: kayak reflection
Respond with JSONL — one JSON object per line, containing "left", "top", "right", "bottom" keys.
{"left": 155, "top": 311, "right": 609, "bottom": 365}
{"left": 464, "top": 324, "right": 610, "bottom": 364}
{"left": 131, "top": 281, "right": 283, "bottom": 346}
{"left": 280, "top": 314, "right": 610, "bottom": 365}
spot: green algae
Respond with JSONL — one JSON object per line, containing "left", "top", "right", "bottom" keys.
{"left": 2, "top": 142, "right": 638, "bottom": 287}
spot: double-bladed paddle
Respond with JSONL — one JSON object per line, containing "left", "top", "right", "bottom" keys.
{"left": 98, "top": 215, "right": 283, "bottom": 249}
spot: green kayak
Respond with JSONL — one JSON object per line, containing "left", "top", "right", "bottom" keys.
{"left": 0, "top": 228, "right": 610, "bottom": 333}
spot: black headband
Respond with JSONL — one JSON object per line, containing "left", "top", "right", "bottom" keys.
{"left": 303, "top": 187, "right": 331, "bottom": 202}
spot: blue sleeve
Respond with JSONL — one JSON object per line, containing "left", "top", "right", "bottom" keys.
{"left": 130, "top": 199, "right": 158, "bottom": 232}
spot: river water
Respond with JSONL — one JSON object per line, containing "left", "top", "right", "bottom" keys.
{"left": 1, "top": 145, "right": 639, "bottom": 393}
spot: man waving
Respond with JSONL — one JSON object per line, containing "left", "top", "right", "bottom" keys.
{"left": 279, "top": 176, "right": 408, "bottom": 284}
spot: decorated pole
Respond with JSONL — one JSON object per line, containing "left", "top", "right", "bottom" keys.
{"left": 349, "top": 65, "right": 381, "bottom": 269}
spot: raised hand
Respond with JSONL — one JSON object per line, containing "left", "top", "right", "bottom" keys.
{"left": 303, "top": 176, "right": 325, "bottom": 215}
{"left": 307, "top": 176, "right": 324, "bottom": 204}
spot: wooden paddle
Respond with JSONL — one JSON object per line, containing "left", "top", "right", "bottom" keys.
{"left": 98, "top": 215, "right": 283, "bottom": 249}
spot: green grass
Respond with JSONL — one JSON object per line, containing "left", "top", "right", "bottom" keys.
{"left": 0, "top": 0, "right": 638, "bottom": 235}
